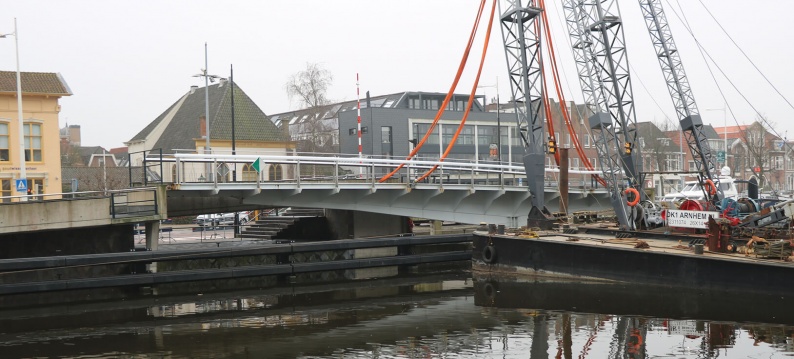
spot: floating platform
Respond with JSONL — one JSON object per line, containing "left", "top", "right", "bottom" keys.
{"left": 472, "top": 225, "right": 794, "bottom": 297}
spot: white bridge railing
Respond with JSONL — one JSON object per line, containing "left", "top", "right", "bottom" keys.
{"left": 141, "top": 153, "right": 604, "bottom": 190}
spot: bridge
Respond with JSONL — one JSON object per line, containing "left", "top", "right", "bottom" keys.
{"left": 151, "top": 153, "right": 612, "bottom": 227}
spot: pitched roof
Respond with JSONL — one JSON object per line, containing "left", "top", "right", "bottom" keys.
{"left": 269, "top": 92, "right": 405, "bottom": 128}
{"left": 0, "top": 71, "right": 72, "bottom": 96}
{"left": 663, "top": 124, "right": 720, "bottom": 148}
{"left": 268, "top": 91, "right": 486, "bottom": 127}
{"left": 128, "top": 81, "right": 287, "bottom": 153}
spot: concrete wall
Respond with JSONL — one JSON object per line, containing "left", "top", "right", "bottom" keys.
{"left": 0, "top": 223, "right": 134, "bottom": 260}
{"left": 0, "top": 187, "right": 167, "bottom": 234}
{"left": 0, "top": 198, "right": 113, "bottom": 234}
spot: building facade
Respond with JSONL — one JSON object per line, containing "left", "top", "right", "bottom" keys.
{"left": 0, "top": 71, "right": 71, "bottom": 201}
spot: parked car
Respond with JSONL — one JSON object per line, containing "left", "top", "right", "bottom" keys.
{"left": 194, "top": 212, "right": 250, "bottom": 227}
{"left": 219, "top": 211, "right": 250, "bottom": 226}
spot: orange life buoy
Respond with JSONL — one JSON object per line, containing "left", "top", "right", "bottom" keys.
{"left": 704, "top": 179, "right": 717, "bottom": 196}
{"left": 624, "top": 188, "right": 640, "bottom": 207}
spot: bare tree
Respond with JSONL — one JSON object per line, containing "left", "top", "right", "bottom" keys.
{"left": 285, "top": 62, "right": 333, "bottom": 109}
{"left": 740, "top": 118, "right": 779, "bottom": 189}
{"left": 648, "top": 120, "right": 676, "bottom": 172}
{"left": 61, "top": 145, "right": 83, "bottom": 166}
{"left": 284, "top": 63, "right": 338, "bottom": 176}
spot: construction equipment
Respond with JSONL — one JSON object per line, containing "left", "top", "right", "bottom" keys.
{"left": 561, "top": 0, "right": 645, "bottom": 230}
{"left": 499, "top": 0, "right": 556, "bottom": 229}
{"left": 637, "top": 0, "right": 724, "bottom": 205}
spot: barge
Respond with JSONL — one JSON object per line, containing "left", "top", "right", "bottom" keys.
{"left": 472, "top": 224, "right": 794, "bottom": 297}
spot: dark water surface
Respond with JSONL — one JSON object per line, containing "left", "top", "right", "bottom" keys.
{"left": 1, "top": 272, "right": 792, "bottom": 358}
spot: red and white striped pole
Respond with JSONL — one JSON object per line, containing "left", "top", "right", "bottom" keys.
{"left": 356, "top": 73, "right": 363, "bottom": 177}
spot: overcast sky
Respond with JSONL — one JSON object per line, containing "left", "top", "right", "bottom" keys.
{"left": 2, "top": 0, "right": 792, "bottom": 150}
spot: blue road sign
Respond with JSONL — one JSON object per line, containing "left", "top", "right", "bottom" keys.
{"left": 15, "top": 179, "right": 27, "bottom": 192}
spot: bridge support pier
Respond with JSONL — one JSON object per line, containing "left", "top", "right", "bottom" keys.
{"left": 145, "top": 221, "right": 160, "bottom": 273}
{"left": 430, "top": 220, "right": 443, "bottom": 235}
{"left": 325, "top": 209, "right": 411, "bottom": 239}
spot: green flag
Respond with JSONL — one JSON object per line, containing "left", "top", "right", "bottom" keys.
{"left": 252, "top": 157, "right": 262, "bottom": 173}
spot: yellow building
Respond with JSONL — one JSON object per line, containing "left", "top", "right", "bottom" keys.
{"left": 0, "top": 71, "right": 72, "bottom": 200}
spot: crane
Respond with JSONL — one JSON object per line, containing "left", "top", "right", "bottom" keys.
{"left": 499, "top": 0, "right": 557, "bottom": 229}
{"left": 562, "top": 0, "right": 645, "bottom": 230}
{"left": 637, "top": 0, "right": 724, "bottom": 204}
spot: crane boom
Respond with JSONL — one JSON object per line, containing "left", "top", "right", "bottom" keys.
{"left": 637, "top": 0, "right": 723, "bottom": 202}
{"left": 499, "top": 0, "right": 554, "bottom": 227}
{"left": 563, "top": 0, "right": 644, "bottom": 230}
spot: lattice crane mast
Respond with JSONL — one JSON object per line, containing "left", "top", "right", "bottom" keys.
{"left": 637, "top": 0, "right": 723, "bottom": 204}
{"left": 562, "top": 0, "right": 645, "bottom": 230}
{"left": 499, "top": 0, "right": 557, "bottom": 228}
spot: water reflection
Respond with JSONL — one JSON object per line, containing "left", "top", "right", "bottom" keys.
{"left": 0, "top": 272, "right": 792, "bottom": 358}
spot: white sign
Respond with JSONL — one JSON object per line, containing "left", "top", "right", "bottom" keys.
{"left": 667, "top": 320, "right": 705, "bottom": 336}
{"left": 666, "top": 210, "right": 720, "bottom": 229}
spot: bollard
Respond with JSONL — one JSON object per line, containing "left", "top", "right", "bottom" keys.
{"left": 694, "top": 243, "right": 704, "bottom": 255}
{"left": 497, "top": 224, "right": 505, "bottom": 235}
{"left": 488, "top": 224, "right": 497, "bottom": 234}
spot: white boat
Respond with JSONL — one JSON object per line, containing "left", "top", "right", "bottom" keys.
{"left": 661, "top": 167, "right": 738, "bottom": 202}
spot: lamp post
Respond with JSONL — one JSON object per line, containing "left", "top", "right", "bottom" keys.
{"left": 1, "top": 19, "right": 25, "bottom": 201}
{"left": 192, "top": 43, "right": 222, "bottom": 181}
{"left": 478, "top": 78, "right": 501, "bottom": 164}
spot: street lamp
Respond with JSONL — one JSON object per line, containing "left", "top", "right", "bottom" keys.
{"left": 1, "top": 18, "right": 26, "bottom": 201}
{"left": 706, "top": 105, "right": 728, "bottom": 167}
{"left": 192, "top": 42, "right": 222, "bottom": 181}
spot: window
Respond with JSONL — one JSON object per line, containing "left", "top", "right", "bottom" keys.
{"left": 269, "top": 164, "right": 283, "bottom": 181}
{"left": 0, "top": 123, "right": 8, "bottom": 161}
{"left": 478, "top": 126, "right": 497, "bottom": 145}
{"left": 27, "top": 178, "right": 43, "bottom": 195}
{"left": 24, "top": 123, "right": 42, "bottom": 162}
{"left": 458, "top": 126, "right": 474, "bottom": 145}
{"left": 773, "top": 156, "right": 783, "bottom": 169}
{"left": 381, "top": 126, "right": 392, "bottom": 143}
{"left": 423, "top": 98, "right": 439, "bottom": 110}
{"left": 572, "top": 158, "right": 580, "bottom": 170}
{"left": 456, "top": 100, "right": 467, "bottom": 111}
{"left": 242, "top": 163, "right": 258, "bottom": 181}
{"left": 416, "top": 124, "right": 439, "bottom": 144}
{"left": 1, "top": 179, "right": 9, "bottom": 202}
{"left": 583, "top": 134, "right": 591, "bottom": 148}
{"left": 349, "top": 128, "right": 357, "bottom": 136}
{"left": 442, "top": 125, "right": 456, "bottom": 146}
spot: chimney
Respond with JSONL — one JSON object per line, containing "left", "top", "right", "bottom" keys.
{"left": 218, "top": 78, "right": 227, "bottom": 87}
{"left": 199, "top": 116, "right": 207, "bottom": 139}
{"left": 69, "top": 125, "right": 81, "bottom": 146}
{"left": 190, "top": 85, "right": 198, "bottom": 94}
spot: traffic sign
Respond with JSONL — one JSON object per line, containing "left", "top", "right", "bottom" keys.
{"left": 15, "top": 179, "right": 27, "bottom": 192}
{"left": 716, "top": 151, "right": 725, "bottom": 163}
{"left": 251, "top": 157, "right": 262, "bottom": 173}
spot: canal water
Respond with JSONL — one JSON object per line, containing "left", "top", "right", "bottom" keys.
{"left": 1, "top": 271, "right": 792, "bottom": 358}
